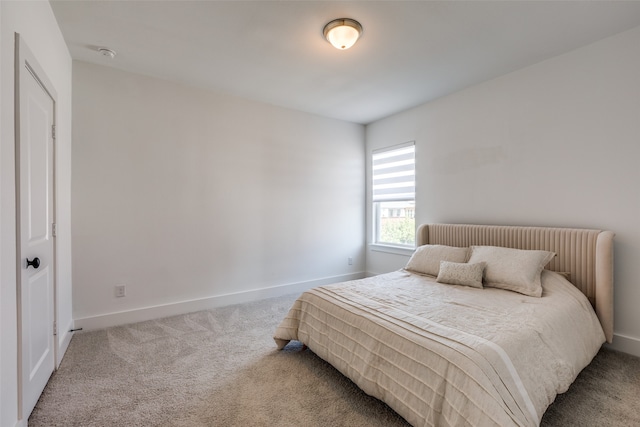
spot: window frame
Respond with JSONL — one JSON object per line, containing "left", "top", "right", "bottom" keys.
{"left": 370, "top": 141, "right": 416, "bottom": 252}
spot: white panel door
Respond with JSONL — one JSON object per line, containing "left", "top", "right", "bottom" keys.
{"left": 16, "top": 35, "right": 56, "bottom": 420}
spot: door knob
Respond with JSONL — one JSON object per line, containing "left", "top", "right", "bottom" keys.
{"left": 26, "top": 257, "right": 40, "bottom": 269}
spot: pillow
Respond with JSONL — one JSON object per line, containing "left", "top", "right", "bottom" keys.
{"left": 405, "top": 245, "right": 469, "bottom": 276}
{"left": 556, "top": 271, "right": 572, "bottom": 282}
{"left": 467, "top": 246, "right": 555, "bottom": 297}
{"left": 436, "top": 261, "right": 486, "bottom": 288}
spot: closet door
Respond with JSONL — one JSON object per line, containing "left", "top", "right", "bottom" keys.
{"left": 16, "top": 33, "right": 57, "bottom": 420}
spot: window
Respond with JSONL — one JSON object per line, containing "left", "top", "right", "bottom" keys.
{"left": 372, "top": 142, "right": 415, "bottom": 248}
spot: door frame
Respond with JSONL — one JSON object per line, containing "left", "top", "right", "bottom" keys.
{"left": 14, "top": 32, "right": 59, "bottom": 421}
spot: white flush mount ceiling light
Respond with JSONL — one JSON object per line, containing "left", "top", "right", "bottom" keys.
{"left": 323, "top": 18, "right": 363, "bottom": 50}
{"left": 98, "top": 47, "right": 117, "bottom": 59}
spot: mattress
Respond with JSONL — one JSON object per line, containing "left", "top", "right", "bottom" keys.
{"left": 274, "top": 269, "right": 605, "bottom": 427}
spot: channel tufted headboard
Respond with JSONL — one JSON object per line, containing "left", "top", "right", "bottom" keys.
{"left": 416, "top": 223, "right": 615, "bottom": 343}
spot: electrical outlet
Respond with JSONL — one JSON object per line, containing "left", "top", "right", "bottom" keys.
{"left": 348, "top": 257, "right": 353, "bottom": 265}
{"left": 115, "top": 285, "right": 126, "bottom": 298}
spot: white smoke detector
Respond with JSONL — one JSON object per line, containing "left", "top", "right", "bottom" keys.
{"left": 98, "top": 47, "right": 116, "bottom": 59}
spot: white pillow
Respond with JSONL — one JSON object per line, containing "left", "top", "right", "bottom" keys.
{"left": 467, "top": 246, "right": 555, "bottom": 297}
{"left": 436, "top": 261, "right": 485, "bottom": 288}
{"left": 405, "top": 245, "right": 469, "bottom": 277}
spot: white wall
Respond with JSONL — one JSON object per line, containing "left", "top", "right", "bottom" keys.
{"left": 366, "top": 25, "right": 640, "bottom": 356}
{"left": 0, "top": 1, "right": 72, "bottom": 426}
{"left": 72, "top": 61, "right": 365, "bottom": 329}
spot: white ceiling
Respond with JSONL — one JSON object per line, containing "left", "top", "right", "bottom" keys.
{"left": 50, "top": 1, "right": 640, "bottom": 124}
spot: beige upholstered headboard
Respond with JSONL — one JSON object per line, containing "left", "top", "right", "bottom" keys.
{"left": 416, "top": 223, "right": 615, "bottom": 343}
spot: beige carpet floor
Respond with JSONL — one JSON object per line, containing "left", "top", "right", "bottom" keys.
{"left": 30, "top": 293, "right": 640, "bottom": 426}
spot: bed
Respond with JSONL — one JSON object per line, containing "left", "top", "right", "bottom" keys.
{"left": 273, "top": 223, "right": 614, "bottom": 427}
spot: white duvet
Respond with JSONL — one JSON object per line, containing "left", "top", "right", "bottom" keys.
{"left": 274, "top": 270, "right": 605, "bottom": 427}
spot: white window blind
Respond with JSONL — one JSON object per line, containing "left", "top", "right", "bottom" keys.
{"left": 372, "top": 142, "right": 415, "bottom": 203}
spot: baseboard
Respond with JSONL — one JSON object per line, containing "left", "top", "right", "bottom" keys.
{"left": 74, "top": 272, "right": 366, "bottom": 331}
{"left": 605, "top": 332, "right": 640, "bottom": 357}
